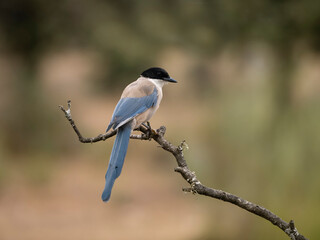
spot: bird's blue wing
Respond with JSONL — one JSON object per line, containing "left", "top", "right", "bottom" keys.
{"left": 106, "top": 87, "right": 158, "bottom": 132}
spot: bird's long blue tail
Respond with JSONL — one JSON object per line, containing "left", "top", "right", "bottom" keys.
{"left": 102, "top": 123, "right": 132, "bottom": 202}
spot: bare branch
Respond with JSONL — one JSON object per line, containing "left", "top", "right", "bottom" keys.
{"left": 151, "top": 134, "right": 308, "bottom": 240}
{"left": 59, "top": 100, "right": 308, "bottom": 240}
{"left": 59, "top": 101, "right": 152, "bottom": 142}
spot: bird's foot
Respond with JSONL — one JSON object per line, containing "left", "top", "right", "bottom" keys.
{"left": 141, "top": 121, "right": 151, "bottom": 130}
{"left": 141, "top": 122, "right": 157, "bottom": 140}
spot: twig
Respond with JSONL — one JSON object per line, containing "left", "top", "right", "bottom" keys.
{"left": 59, "top": 100, "right": 151, "bottom": 142}
{"left": 59, "top": 100, "right": 308, "bottom": 240}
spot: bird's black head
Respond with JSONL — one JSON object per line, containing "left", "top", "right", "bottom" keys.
{"left": 141, "top": 67, "right": 177, "bottom": 83}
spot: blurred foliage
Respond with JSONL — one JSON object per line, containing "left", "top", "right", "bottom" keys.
{"left": 1, "top": 0, "right": 320, "bottom": 77}
{"left": 0, "top": 0, "right": 313, "bottom": 151}
{"left": 0, "top": 1, "right": 320, "bottom": 239}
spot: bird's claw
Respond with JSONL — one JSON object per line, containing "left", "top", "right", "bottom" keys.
{"left": 141, "top": 122, "right": 156, "bottom": 140}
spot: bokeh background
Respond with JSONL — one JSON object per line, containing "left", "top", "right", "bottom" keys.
{"left": 0, "top": 0, "right": 319, "bottom": 239}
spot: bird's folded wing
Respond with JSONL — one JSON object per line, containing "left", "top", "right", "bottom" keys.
{"left": 106, "top": 87, "right": 158, "bottom": 131}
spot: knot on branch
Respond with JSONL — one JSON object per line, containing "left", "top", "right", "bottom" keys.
{"left": 175, "top": 166, "right": 201, "bottom": 194}
{"left": 156, "top": 126, "right": 166, "bottom": 137}
{"left": 285, "top": 220, "right": 302, "bottom": 240}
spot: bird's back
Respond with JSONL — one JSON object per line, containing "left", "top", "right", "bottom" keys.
{"left": 121, "top": 77, "right": 156, "bottom": 98}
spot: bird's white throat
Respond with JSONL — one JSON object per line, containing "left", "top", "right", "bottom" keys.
{"left": 147, "top": 78, "right": 166, "bottom": 88}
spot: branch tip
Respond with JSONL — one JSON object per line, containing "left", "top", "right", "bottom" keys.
{"left": 178, "top": 140, "right": 189, "bottom": 151}
{"left": 174, "top": 167, "right": 184, "bottom": 173}
{"left": 182, "top": 186, "right": 197, "bottom": 195}
{"left": 182, "top": 187, "right": 192, "bottom": 192}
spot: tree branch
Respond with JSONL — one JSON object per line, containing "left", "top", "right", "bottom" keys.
{"left": 59, "top": 100, "right": 151, "bottom": 142}
{"left": 59, "top": 101, "right": 308, "bottom": 240}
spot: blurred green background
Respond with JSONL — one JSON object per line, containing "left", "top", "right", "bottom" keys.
{"left": 0, "top": 0, "right": 319, "bottom": 239}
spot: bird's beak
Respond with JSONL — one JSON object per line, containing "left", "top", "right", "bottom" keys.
{"left": 163, "top": 77, "right": 177, "bottom": 83}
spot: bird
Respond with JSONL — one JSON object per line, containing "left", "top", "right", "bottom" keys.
{"left": 102, "top": 67, "right": 177, "bottom": 202}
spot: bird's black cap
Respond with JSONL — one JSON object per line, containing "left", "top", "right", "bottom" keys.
{"left": 141, "top": 67, "right": 177, "bottom": 83}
